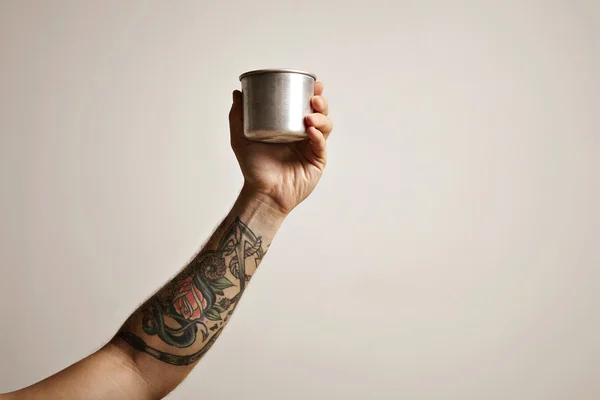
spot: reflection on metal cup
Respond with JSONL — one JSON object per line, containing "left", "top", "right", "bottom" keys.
{"left": 239, "top": 69, "right": 316, "bottom": 143}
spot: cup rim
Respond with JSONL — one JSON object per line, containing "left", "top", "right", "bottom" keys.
{"left": 239, "top": 68, "right": 317, "bottom": 81}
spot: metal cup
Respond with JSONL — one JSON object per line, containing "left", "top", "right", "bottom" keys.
{"left": 239, "top": 69, "right": 316, "bottom": 143}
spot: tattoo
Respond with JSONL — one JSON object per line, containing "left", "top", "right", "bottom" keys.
{"left": 118, "top": 217, "right": 264, "bottom": 366}
{"left": 119, "top": 328, "right": 223, "bottom": 366}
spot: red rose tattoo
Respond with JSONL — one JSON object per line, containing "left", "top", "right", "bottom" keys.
{"left": 172, "top": 276, "right": 208, "bottom": 320}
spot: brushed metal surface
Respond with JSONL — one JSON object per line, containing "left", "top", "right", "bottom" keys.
{"left": 240, "top": 69, "right": 315, "bottom": 143}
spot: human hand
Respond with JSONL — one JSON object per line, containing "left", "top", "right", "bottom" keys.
{"left": 229, "top": 81, "right": 333, "bottom": 215}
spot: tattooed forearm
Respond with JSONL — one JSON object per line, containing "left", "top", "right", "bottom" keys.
{"left": 117, "top": 217, "right": 264, "bottom": 366}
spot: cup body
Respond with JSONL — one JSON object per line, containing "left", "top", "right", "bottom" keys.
{"left": 239, "top": 69, "right": 316, "bottom": 143}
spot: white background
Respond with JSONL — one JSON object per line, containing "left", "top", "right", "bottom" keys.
{"left": 1, "top": 1, "right": 599, "bottom": 399}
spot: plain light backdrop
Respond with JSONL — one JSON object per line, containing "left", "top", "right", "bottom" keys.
{"left": 1, "top": 1, "right": 599, "bottom": 399}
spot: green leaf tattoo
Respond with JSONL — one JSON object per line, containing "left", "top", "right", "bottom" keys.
{"left": 210, "top": 277, "right": 235, "bottom": 290}
{"left": 204, "top": 308, "right": 222, "bottom": 321}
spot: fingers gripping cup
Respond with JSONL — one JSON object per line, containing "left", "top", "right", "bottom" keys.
{"left": 239, "top": 69, "right": 316, "bottom": 143}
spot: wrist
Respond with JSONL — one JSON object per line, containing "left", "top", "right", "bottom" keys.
{"left": 236, "top": 185, "right": 290, "bottom": 222}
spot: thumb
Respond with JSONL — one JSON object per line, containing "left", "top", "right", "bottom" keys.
{"left": 229, "top": 90, "right": 244, "bottom": 145}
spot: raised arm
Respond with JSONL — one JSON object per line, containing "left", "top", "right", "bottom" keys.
{"left": 2, "top": 83, "right": 332, "bottom": 400}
